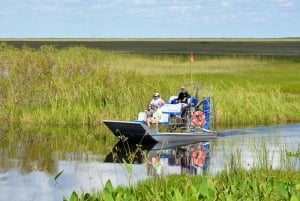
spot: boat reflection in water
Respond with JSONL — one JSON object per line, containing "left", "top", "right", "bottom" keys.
{"left": 104, "top": 140, "right": 212, "bottom": 177}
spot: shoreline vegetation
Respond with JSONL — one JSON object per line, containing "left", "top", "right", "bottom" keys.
{"left": 0, "top": 40, "right": 300, "bottom": 131}
{"left": 64, "top": 169, "right": 300, "bottom": 201}
{"left": 2, "top": 38, "right": 300, "bottom": 55}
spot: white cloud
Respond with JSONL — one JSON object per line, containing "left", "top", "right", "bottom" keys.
{"left": 221, "top": 0, "right": 231, "bottom": 7}
{"left": 0, "top": 0, "right": 299, "bottom": 38}
{"left": 275, "top": 0, "right": 293, "bottom": 7}
{"left": 194, "top": 4, "right": 203, "bottom": 10}
{"left": 133, "top": 0, "right": 156, "bottom": 4}
{"left": 169, "top": 5, "right": 189, "bottom": 13}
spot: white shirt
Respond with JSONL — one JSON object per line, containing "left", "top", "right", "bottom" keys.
{"left": 150, "top": 97, "right": 164, "bottom": 108}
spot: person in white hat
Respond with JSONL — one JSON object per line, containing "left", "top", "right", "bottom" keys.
{"left": 149, "top": 92, "right": 165, "bottom": 109}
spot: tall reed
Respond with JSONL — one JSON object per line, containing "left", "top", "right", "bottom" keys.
{"left": 0, "top": 43, "right": 299, "bottom": 129}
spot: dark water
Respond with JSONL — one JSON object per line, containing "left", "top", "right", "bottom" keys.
{"left": 0, "top": 124, "right": 299, "bottom": 201}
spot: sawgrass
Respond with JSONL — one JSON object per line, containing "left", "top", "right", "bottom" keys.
{"left": 0, "top": 43, "right": 299, "bottom": 129}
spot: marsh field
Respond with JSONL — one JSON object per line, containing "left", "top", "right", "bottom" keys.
{"left": 0, "top": 38, "right": 299, "bottom": 129}
{"left": 0, "top": 39, "right": 300, "bottom": 200}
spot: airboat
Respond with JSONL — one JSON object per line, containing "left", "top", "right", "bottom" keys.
{"left": 103, "top": 83, "right": 217, "bottom": 143}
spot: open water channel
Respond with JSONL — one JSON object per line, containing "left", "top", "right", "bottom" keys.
{"left": 0, "top": 123, "right": 299, "bottom": 201}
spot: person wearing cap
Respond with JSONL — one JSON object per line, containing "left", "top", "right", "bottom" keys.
{"left": 177, "top": 86, "right": 191, "bottom": 104}
{"left": 177, "top": 86, "right": 191, "bottom": 114}
{"left": 149, "top": 92, "right": 165, "bottom": 108}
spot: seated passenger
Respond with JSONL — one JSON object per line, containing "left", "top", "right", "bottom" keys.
{"left": 150, "top": 92, "right": 166, "bottom": 108}
{"left": 152, "top": 105, "right": 162, "bottom": 131}
{"left": 144, "top": 104, "right": 153, "bottom": 127}
{"left": 177, "top": 86, "right": 191, "bottom": 114}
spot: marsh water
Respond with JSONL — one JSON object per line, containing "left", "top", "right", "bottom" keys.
{"left": 0, "top": 124, "right": 299, "bottom": 201}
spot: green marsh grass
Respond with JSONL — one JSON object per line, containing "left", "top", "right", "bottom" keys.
{"left": 64, "top": 169, "right": 300, "bottom": 201}
{"left": 0, "top": 43, "right": 299, "bottom": 130}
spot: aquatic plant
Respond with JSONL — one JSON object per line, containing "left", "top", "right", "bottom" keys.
{"left": 61, "top": 169, "right": 299, "bottom": 201}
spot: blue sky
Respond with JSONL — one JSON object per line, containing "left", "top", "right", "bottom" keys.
{"left": 1, "top": 0, "right": 299, "bottom": 38}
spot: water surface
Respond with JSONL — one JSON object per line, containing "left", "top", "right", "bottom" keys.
{"left": 0, "top": 124, "right": 299, "bottom": 201}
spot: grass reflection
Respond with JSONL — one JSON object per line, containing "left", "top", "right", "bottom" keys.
{"left": 0, "top": 125, "right": 114, "bottom": 174}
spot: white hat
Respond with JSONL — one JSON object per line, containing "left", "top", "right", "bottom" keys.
{"left": 154, "top": 92, "right": 159, "bottom": 97}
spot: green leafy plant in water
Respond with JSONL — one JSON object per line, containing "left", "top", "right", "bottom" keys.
{"left": 63, "top": 191, "right": 97, "bottom": 201}
{"left": 122, "top": 159, "right": 133, "bottom": 174}
{"left": 101, "top": 180, "right": 115, "bottom": 201}
{"left": 287, "top": 152, "right": 300, "bottom": 157}
{"left": 55, "top": 170, "right": 64, "bottom": 181}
